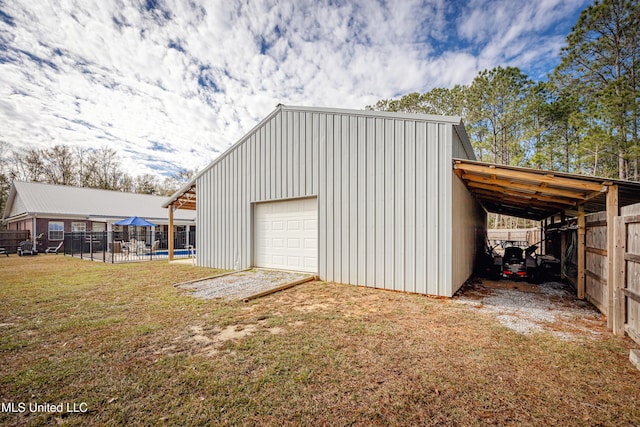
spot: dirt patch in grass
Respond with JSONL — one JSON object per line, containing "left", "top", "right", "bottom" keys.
{"left": 1, "top": 256, "right": 639, "bottom": 426}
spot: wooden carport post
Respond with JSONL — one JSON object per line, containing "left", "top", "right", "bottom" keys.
{"left": 168, "top": 204, "right": 174, "bottom": 261}
{"left": 606, "top": 184, "right": 619, "bottom": 330}
{"left": 577, "top": 205, "right": 585, "bottom": 300}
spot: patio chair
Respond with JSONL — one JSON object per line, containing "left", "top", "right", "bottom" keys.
{"left": 144, "top": 240, "right": 160, "bottom": 254}
{"left": 17, "top": 241, "right": 37, "bottom": 256}
{"left": 45, "top": 241, "right": 63, "bottom": 254}
{"left": 136, "top": 240, "right": 147, "bottom": 253}
{"left": 0, "top": 247, "right": 8, "bottom": 256}
{"left": 120, "top": 241, "right": 131, "bottom": 258}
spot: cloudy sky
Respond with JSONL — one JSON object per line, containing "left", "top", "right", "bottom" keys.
{"left": 0, "top": 0, "right": 589, "bottom": 178}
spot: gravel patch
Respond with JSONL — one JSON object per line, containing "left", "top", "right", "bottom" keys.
{"left": 176, "top": 268, "right": 314, "bottom": 301}
{"left": 455, "top": 279, "right": 605, "bottom": 340}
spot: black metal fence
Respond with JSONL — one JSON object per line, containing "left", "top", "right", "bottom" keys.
{"left": 63, "top": 230, "right": 196, "bottom": 263}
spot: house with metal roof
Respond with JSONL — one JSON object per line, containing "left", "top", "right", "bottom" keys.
{"left": 2, "top": 181, "right": 195, "bottom": 253}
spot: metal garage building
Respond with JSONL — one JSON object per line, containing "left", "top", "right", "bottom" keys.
{"left": 165, "top": 105, "right": 485, "bottom": 297}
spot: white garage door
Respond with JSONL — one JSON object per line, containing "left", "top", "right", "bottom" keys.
{"left": 254, "top": 198, "right": 318, "bottom": 273}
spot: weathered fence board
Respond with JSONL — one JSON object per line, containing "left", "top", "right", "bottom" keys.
{"left": 586, "top": 212, "right": 608, "bottom": 315}
{"left": 616, "top": 203, "right": 640, "bottom": 344}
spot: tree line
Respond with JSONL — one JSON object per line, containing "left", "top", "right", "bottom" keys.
{"left": 2, "top": 1, "right": 636, "bottom": 228}
{"left": 0, "top": 142, "right": 195, "bottom": 217}
{"left": 369, "top": 0, "right": 639, "bottom": 182}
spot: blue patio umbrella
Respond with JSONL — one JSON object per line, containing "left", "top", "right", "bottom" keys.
{"left": 113, "top": 216, "right": 157, "bottom": 227}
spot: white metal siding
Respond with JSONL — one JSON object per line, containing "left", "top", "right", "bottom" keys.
{"left": 451, "top": 173, "right": 487, "bottom": 294}
{"left": 196, "top": 106, "right": 477, "bottom": 296}
{"left": 254, "top": 198, "right": 318, "bottom": 272}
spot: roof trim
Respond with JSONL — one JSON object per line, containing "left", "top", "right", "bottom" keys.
{"left": 1, "top": 184, "right": 18, "bottom": 221}
{"left": 453, "top": 123, "right": 476, "bottom": 161}
{"left": 163, "top": 104, "right": 466, "bottom": 210}
{"left": 278, "top": 104, "right": 462, "bottom": 124}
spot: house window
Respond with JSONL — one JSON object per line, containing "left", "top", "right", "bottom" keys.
{"left": 48, "top": 222, "right": 64, "bottom": 241}
{"left": 92, "top": 223, "right": 106, "bottom": 232}
{"left": 72, "top": 222, "right": 86, "bottom": 233}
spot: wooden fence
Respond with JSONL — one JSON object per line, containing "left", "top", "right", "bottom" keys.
{"left": 585, "top": 212, "right": 608, "bottom": 315}
{"left": 487, "top": 227, "right": 542, "bottom": 247}
{"left": 614, "top": 203, "right": 640, "bottom": 345}
{"left": 0, "top": 230, "right": 30, "bottom": 252}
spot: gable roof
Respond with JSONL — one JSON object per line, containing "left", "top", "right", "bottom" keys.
{"left": 197, "top": 104, "right": 468, "bottom": 181}
{"left": 162, "top": 104, "right": 472, "bottom": 209}
{"left": 2, "top": 181, "right": 195, "bottom": 224}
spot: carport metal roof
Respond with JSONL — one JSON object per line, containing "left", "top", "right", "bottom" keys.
{"left": 453, "top": 159, "right": 640, "bottom": 221}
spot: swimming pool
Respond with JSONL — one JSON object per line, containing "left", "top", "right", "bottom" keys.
{"left": 150, "top": 249, "right": 196, "bottom": 256}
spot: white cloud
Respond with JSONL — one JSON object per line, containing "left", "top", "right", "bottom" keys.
{"left": 0, "top": 0, "right": 589, "bottom": 178}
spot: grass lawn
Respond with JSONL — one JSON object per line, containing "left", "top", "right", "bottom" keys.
{"left": 1, "top": 256, "right": 639, "bottom": 426}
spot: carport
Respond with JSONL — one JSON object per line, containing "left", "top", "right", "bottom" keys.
{"left": 454, "top": 159, "right": 640, "bottom": 338}
{"left": 164, "top": 181, "right": 196, "bottom": 260}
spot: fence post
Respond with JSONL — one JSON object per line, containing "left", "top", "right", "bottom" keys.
{"left": 168, "top": 206, "right": 174, "bottom": 261}
{"left": 101, "top": 231, "right": 106, "bottom": 262}
{"left": 577, "top": 206, "right": 585, "bottom": 300}
{"left": 613, "top": 216, "right": 626, "bottom": 335}
{"left": 606, "top": 184, "right": 618, "bottom": 330}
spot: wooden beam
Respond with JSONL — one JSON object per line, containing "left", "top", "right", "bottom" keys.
{"left": 606, "top": 184, "right": 618, "bottom": 329}
{"left": 168, "top": 205, "right": 175, "bottom": 261}
{"left": 586, "top": 246, "right": 607, "bottom": 256}
{"left": 624, "top": 253, "right": 640, "bottom": 263}
{"left": 471, "top": 188, "right": 547, "bottom": 204}
{"left": 175, "top": 202, "right": 197, "bottom": 211}
{"left": 622, "top": 288, "right": 640, "bottom": 304}
{"left": 560, "top": 224, "right": 566, "bottom": 280}
{"left": 476, "top": 199, "right": 553, "bottom": 218}
{"left": 586, "top": 269, "right": 606, "bottom": 284}
{"left": 624, "top": 214, "right": 640, "bottom": 224}
{"left": 455, "top": 162, "right": 608, "bottom": 192}
{"left": 577, "top": 205, "right": 585, "bottom": 300}
{"left": 462, "top": 173, "right": 588, "bottom": 200}
{"left": 584, "top": 189, "right": 607, "bottom": 202}
{"left": 613, "top": 216, "right": 626, "bottom": 335}
{"left": 473, "top": 191, "right": 568, "bottom": 211}
{"left": 242, "top": 275, "right": 318, "bottom": 302}
{"left": 466, "top": 181, "right": 578, "bottom": 205}
{"left": 543, "top": 218, "right": 547, "bottom": 255}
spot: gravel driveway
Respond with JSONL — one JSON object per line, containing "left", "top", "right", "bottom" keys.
{"left": 454, "top": 278, "right": 606, "bottom": 340}
{"left": 175, "top": 268, "right": 316, "bottom": 301}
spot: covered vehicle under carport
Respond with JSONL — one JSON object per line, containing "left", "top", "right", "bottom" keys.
{"left": 453, "top": 158, "right": 640, "bottom": 335}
